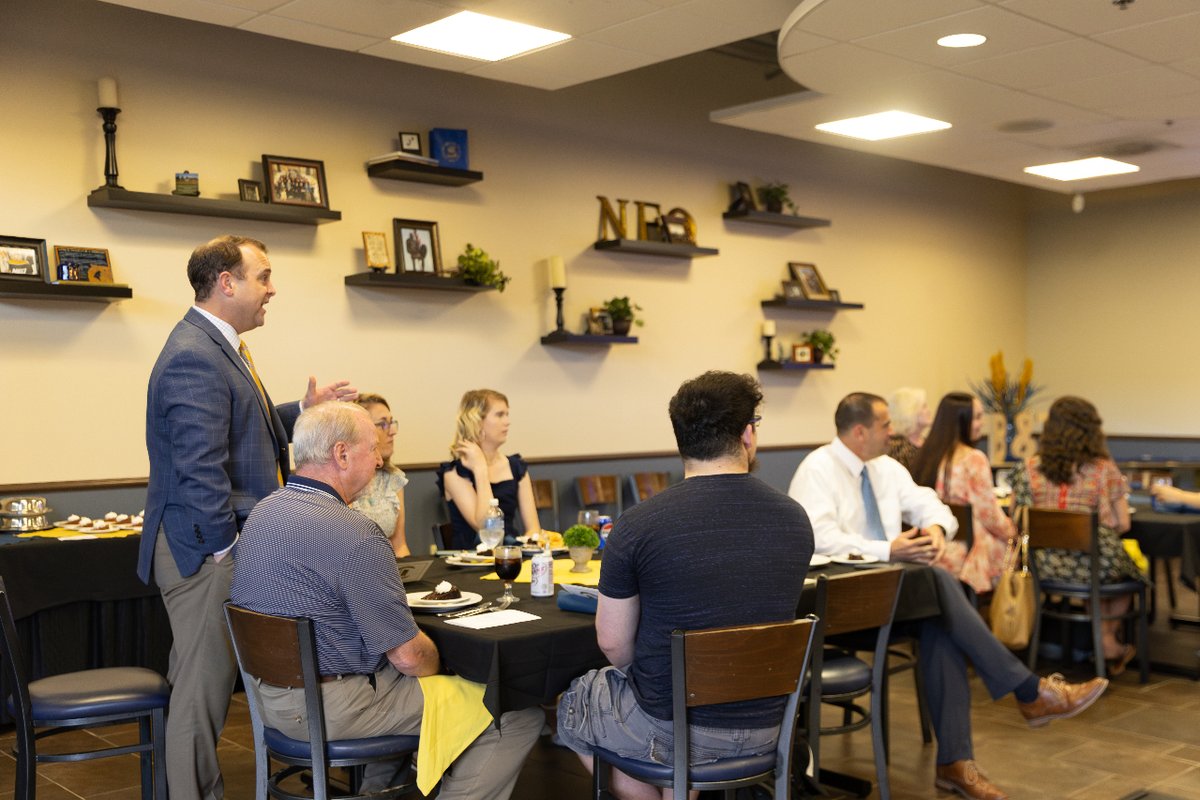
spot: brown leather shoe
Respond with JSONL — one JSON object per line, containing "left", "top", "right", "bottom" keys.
{"left": 935, "top": 760, "right": 1008, "bottom": 799}
{"left": 1018, "top": 673, "right": 1108, "bottom": 728}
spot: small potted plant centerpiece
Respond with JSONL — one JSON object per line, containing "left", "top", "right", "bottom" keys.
{"left": 758, "top": 182, "right": 798, "bottom": 215}
{"left": 456, "top": 243, "right": 511, "bottom": 292}
{"left": 562, "top": 524, "right": 600, "bottom": 572}
{"left": 601, "top": 296, "right": 643, "bottom": 336}
{"left": 803, "top": 329, "right": 839, "bottom": 364}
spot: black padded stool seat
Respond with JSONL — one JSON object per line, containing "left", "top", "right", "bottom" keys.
{"left": 263, "top": 728, "right": 420, "bottom": 762}
{"left": 25, "top": 668, "right": 171, "bottom": 720}
{"left": 593, "top": 748, "right": 777, "bottom": 785}
{"left": 818, "top": 653, "right": 872, "bottom": 696}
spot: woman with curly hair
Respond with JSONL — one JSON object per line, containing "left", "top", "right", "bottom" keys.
{"left": 435, "top": 389, "right": 542, "bottom": 550}
{"left": 912, "top": 392, "right": 1017, "bottom": 593}
{"left": 1011, "top": 396, "right": 1139, "bottom": 674}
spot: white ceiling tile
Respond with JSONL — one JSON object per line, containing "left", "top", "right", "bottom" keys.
{"left": 268, "top": 0, "right": 448, "bottom": 37}
{"left": 780, "top": 43, "right": 929, "bottom": 96}
{"left": 791, "top": 0, "right": 983, "bottom": 42}
{"left": 1108, "top": 91, "right": 1200, "bottom": 123}
{"left": 777, "top": 28, "right": 838, "bottom": 60}
{"left": 586, "top": 7, "right": 744, "bottom": 59}
{"left": 95, "top": 0, "right": 257, "bottom": 26}
{"left": 238, "top": 13, "right": 380, "bottom": 50}
{"left": 955, "top": 38, "right": 1149, "bottom": 90}
{"left": 479, "top": 0, "right": 660, "bottom": 35}
{"left": 357, "top": 38, "right": 485, "bottom": 71}
{"left": 683, "top": 0, "right": 796, "bottom": 32}
{"left": 472, "top": 37, "right": 653, "bottom": 86}
{"left": 1094, "top": 12, "right": 1200, "bottom": 64}
{"left": 1001, "top": 0, "right": 1200, "bottom": 36}
{"left": 1031, "top": 66, "right": 1200, "bottom": 112}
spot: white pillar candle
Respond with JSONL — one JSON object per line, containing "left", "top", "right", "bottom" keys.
{"left": 762, "top": 320, "right": 776, "bottom": 337}
{"left": 98, "top": 77, "right": 119, "bottom": 108}
{"left": 548, "top": 256, "right": 566, "bottom": 288}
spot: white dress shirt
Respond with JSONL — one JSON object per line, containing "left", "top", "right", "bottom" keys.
{"left": 788, "top": 438, "right": 957, "bottom": 561}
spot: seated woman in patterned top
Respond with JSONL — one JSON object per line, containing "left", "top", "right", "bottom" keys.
{"left": 350, "top": 393, "right": 410, "bottom": 556}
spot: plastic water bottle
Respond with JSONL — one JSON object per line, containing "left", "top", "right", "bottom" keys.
{"left": 479, "top": 498, "right": 505, "bottom": 550}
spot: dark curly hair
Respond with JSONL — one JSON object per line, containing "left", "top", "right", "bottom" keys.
{"left": 1037, "top": 396, "right": 1110, "bottom": 484}
{"left": 669, "top": 371, "right": 762, "bottom": 461}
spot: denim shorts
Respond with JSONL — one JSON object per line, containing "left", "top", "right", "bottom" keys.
{"left": 556, "top": 666, "right": 780, "bottom": 766}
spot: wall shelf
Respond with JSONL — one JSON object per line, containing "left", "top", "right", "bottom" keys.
{"left": 366, "top": 159, "right": 483, "bottom": 186}
{"left": 541, "top": 331, "right": 638, "bottom": 346}
{"left": 723, "top": 209, "right": 831, "bottom": 229}
{"left": 0, "top": 281, "right": 132, "bottom": 302}
{"left": 757, "top": 360, "right": 834, "bottom": 372}
{"left": 88, "top": 187, "right": 342, "bottom": 225}
{"left": 761, "top": 297, "right": 864, "bottom": 311}
{"left": 593, "top": 239, "right": 718, "bottom": 259}
{"left": 344, "top": 272, "right": 494, "bottom": 293}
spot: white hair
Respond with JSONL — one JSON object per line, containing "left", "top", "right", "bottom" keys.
{"left": 292, "top": 402, "right": 371, "bottom": 468}
{"left": 888, "top": 387, "right": 928, "bottom": 439}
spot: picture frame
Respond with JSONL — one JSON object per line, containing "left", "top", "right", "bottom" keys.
{"left": 0, "top": 235, "right": 48, "bottom": 281}
{"left": 662, "top": 208, "right": 696, "bottom": 245}
{"left": 733, "top": 181, "right": 758, "bottom": 212}
{"left": 262, "top": 155, "right": 329, "bottom": 209}
{"left": 238, "top": 179, "right": 263, "bottom": 203}
{"left": 362, "top": 231, "right": 390, "bottom": 272}
{"left": 392, "top": 218, "right": 442, "bottom": 275}
{"left": 399, "top": 131, "right": 422, "bottom": 155}
{"left": 792, "top": 343, "right": 813, "bottom": 363}
{"left": 782, "top": 280, "right": 804, "bottom": 300}
{"left": 52, "top": 246, "right": 113, "bottom": 283}
{"left": 829, "top": 288, "right": 841, "bottom": 302}
{"left": 588, "top": 308, "right": 614, "bottom": 335}
{"left": 788, "top": 262, "right": 832, "bottom": 301}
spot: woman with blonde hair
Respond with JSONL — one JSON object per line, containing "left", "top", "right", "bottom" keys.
{"left": 436, "top": 389, "right": 542, "bottom": 550}
{"left": 887, "top": 387, "right": 931, "bottom": 471}
{"left": 349, "top": 393, "right": 410, "bottom": 557}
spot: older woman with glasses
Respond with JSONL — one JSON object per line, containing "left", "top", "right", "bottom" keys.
{"left": 349, "top": 392, "right": 410, "bottom": 557}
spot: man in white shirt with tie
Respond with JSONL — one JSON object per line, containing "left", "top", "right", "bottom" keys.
{"left": 790, "top": 392, "right": 1108, "bottom": 800}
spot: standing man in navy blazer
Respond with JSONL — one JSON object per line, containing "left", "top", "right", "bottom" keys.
{"left": 140, "top": 235, "right": 355, "bottom": 800}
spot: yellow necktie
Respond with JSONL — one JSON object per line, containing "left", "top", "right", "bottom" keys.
{"left": 239, "top": 340, "right": 283, "bottom": 487}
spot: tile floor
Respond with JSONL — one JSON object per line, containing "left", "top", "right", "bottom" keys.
{"left": 5, "top": 578, "right": 1200, "bottom": 800}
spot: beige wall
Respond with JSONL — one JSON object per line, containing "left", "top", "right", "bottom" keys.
{"left": 1, "top": 0, "right": 1030, "bottom": 485}
{"left": 1027, "top": 183, "right": 1200, "bottom": 436}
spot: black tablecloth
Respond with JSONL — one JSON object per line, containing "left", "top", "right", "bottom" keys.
{"left": 1127, "top": 511, "right": 1200, "bottom": 589}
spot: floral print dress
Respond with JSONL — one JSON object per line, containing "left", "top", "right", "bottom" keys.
{"left": 935, "top": 447, "right": 1018, "bottom": 593}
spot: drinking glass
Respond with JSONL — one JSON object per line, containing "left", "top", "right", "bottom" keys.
{"left": 493, "top": 545, "right": 522, "bottom": 604}
{"left": 577, "top": 509, "right": 600, "bottom": 532}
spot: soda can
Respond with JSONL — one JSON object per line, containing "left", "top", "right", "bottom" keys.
{"left": 530, "top": 551, "right": 554, "bottom": 597}
{"left": 598, "top": 515, "right": 614, "bottom": 544}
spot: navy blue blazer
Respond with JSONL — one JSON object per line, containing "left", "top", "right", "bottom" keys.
{"left": 139, "top": 308, "right": 300, "bottom": 582}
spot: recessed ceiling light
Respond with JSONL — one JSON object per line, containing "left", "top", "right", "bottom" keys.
{"left": 937, "top": 33, "right": 986, "bottom": 48}
{"left": 815, "top": 111, "right": 951, "bottom": 141}
{"left": 392, "top": 11, "right": 570, "bottom": 62}
{"left": 1023, "top": 157, "right": 1140, "bottom": 181}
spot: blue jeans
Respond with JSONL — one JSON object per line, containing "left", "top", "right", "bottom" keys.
{"left": 556, "top": 666, "right": 779, "bottom": 765}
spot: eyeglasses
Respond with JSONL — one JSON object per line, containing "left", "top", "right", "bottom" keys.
{"left": 374, "top": 419, "right": 399, "bottom": 434}
{"left": 750, "top": 415, "right": 762, "bottom": 430}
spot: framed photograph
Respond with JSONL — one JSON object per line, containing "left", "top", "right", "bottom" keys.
{"left": 588, "top": 308, "right": 614, "bottom": 335}
{"left": 399, "top": 131, "right": 422, "bottom": 155}
{"left": 792, "top": 343, "right": 813, "bottom": 363}
{"left": 733, "top": 181, "right": 758, "bottom": 212}
{"left": 782, "top": 280, "right": 804, "bottom": 300}
{"left": 362, "top": 231, "right": 390, "bottom": 272}
{"left": 0, "top": 235, "right": 48, "bottom": 281}
{"left": 392, "top": 218, "right": 442, "bottom": 274}
{"left": 788, "top": 262, "right": 832, "bottom": 301}
{"left": 238, "top": 179, "right": 263, "bottom": 203}
{"left": 262, "top": 155, "right": 329, "bottom": 209}
{"left": 52, "top": 246, "right": 113, "bottom": 283}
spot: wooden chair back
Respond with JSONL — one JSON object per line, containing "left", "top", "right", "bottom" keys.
{"left": 629, "top": 472, "right": 671, "bottom": 504}
{"left": 575, "top": 474, "right": 622, "bottom": 516}
{"left": 431, "top": 521, "right": 452, "bottom": 552}
{"left": 531, "top": 478, "right": 560, "bottom": 530}
{"left": 816, "top": 567, "right": 904, "bottom": 637}
{"left": 1026, "top": 508, "right": 1097, "bottom": 552}
{"left": 224, "top": 603, "right": 309, "bottom": 688}
{"left": 948, "top": 502, "right": 973, "bottom": 549}
{"left": 678, "top": 618, "right": 814, "bottom": 708}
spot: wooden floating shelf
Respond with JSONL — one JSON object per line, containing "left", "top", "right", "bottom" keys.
{"left": 0, "top": 281, "right": 132, "bottom": 302}
{"left": 344, "top": 272, "right": 494, "bottom": 293}
{"left": 722, "top": 209, "right": 831, "bottom": 229}
{"left": 88, "top": 187, "right": 342, "bottom": 225}
{"left": 593, "top": 239, "right": 719, "bottom": 259}
{"left": 366, "top": 159, "right": 483, "bottom": 186}
{"left": 541, "top": 331, "right": 638, "bottom": 346}
{"left": 757, "top": 360, "right": 835, "bottom": 372}
{"left": 761, "top": 297, "right": 864, "bottom": 311}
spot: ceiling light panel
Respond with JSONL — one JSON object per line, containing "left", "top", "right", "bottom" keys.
{"left": 816, "top": 110, "right": 951, "bottom": 141}
{"left": 1023, "top": 157, "right": 1139, "bottom": 181}
{"left": 937, "top": 33, "right": 986, "bottom": 48}
{"left": 392, "top": 11, "right": 570, "bottom": 62}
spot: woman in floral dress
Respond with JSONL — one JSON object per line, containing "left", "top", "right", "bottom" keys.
{"left": 912, "top": 392, "right": 1017, "bottom": 593}
{"left": 350, "top": 392, "right": 410, "bottom": 556}
{"left": 1010, "top": 396, "right": 1139, "bottom": 673}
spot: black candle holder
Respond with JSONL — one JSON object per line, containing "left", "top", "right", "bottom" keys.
{"left": 552, "top": 287, "right": 566, "bottom": 332}
{"left": 761, "top": 334, "right": 777, "bottom": 364}
{"left": 97, "top": 106, "right": 123, "bottom": 189}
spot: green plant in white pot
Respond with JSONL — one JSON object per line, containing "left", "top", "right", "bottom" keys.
{"left": 562, "top": 524, "right": 600, "bottom": 572}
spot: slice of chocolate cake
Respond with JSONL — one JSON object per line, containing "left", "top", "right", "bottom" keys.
{"left": 426, "top": 580, "right": 462, "bottom": 600}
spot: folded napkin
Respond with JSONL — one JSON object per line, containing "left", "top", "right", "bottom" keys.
{"left": 445, "top": 609, "right": 540, "bottom": 629}
{"left": 414, "top": 674, "right": 492, "bottom": 795}
{"left": 480, "top": 557, "right": 600, "bottom": 586}
{"left": 557, "top": 592, "right": 598, "bottom": 614}
{"left": 18, "top": 528, "right": 136, "bottom": 539}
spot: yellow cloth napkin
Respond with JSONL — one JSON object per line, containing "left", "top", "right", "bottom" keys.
{"left": 480, "top": 556, "right": 600, "bottom": 586}
{"left": 18, "top": 527, "right": 137, "bottom": 539}
{"left": 414, "top": 674, "right": 493, "bottom": 795}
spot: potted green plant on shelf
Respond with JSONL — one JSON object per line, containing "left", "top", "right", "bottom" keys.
{"left": 601, "top": 296, "right": 643, "bottom": 336}
{"left": 456, "top": 243, "right": 511, "bottom": 292}
{"left": 803, "top": 329, "right": 838, "bottom": 363}
{"left": 757, "top": 181, "right": 798, "bottom": 215}
{"left": 562, "top": 524, "right": 600, "bottom": 572}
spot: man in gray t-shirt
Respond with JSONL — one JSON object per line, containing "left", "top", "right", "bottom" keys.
{"left": 557, "top": 371, "right": 813, "bottom": 799}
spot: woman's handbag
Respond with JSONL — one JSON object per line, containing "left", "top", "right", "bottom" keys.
{"left": 990, "top": 505, "right": 1035, "bottom": 650}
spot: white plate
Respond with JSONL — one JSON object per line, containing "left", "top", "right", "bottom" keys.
{"left": 408, "top": 590, "right": 483, "bottom": 613}
{"left": 809, "top": 554, "right": 831, "bottom": 567}
{"left": 831, "top": 554, "right": 880, "bottom": 566}
{"left": 446, "top": 555, "right": 494, "bottom": 567}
